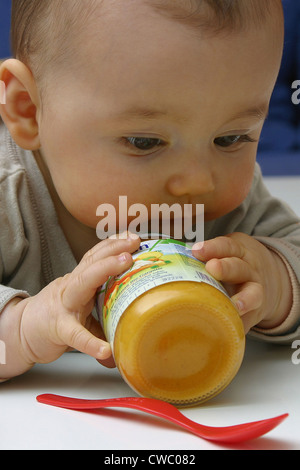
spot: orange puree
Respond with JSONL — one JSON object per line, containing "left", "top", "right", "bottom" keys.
{"left": 97, "top": 239, "right": 245, "bottom": 406}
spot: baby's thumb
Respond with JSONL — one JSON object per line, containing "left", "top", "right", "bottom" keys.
{"left": 62, "top": 320, "right": 112, "bottom": 360}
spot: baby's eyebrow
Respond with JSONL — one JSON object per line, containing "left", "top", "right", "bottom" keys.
{"left": 113, "top": 106, "right": 169, "bottom": 121}
{"left": 230, "top": 102, "right": 269, "bottom": 122}
{"left": 108, "top": 102, "right": 269, "bottom": 124}
{"left": 110, "top": 106, "right": 194, "bottom": 125}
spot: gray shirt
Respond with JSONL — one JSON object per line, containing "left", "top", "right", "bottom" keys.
{"left": 0, "top": 124, "right": 76, "bottom": 306}
{"left": 1, "top": 123, "right": 300, "bottom": 344}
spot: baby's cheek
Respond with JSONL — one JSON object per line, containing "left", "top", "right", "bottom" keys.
{"left": 225, "top": 175, "right": 253, "bottom": 213}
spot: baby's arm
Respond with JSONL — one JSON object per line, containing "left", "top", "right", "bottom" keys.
{"left": 0, "top": 234, "right": 140, "bottom": 381}
{"left": 192, "top": 233, "right": 293, "bottom": 333}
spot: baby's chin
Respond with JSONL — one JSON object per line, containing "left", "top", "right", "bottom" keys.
{"left": 204, "top": 202, "right": 246, "bottom": 222}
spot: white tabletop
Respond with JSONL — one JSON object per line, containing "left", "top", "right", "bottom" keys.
{"left": 0, "top": 337, "right": 299, "bottom": 451}
{"left": 264, "top": 175, "right": 300, "bottom": 218}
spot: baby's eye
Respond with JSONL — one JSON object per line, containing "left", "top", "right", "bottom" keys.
{"left": 214, "top": 135, "right": 256, "bottom": 148}
{"left": 125, "top": 137, "right": 163, "bottom": 151}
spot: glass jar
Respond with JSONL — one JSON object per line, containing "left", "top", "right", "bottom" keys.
{"left": 97, "top": 238, "right": 245, "bottom": 406}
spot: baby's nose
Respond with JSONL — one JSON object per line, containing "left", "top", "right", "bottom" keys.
{"left": 166, "top": 162, "right": 215, "bottom": 197}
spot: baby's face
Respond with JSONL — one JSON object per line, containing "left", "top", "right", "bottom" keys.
{"left": 36, "top": 0, "right": 283, "bottom": 233}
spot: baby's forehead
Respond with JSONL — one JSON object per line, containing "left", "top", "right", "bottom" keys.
{"left": 66, "top": 0, "right": 282, "bottom": 91}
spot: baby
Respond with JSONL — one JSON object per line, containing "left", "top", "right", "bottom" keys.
{"left": 0, "top": 0, "right": 300, "bottom": 381}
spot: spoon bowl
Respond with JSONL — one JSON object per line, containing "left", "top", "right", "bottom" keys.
{"left": 36, "top": 393, "right": 288, "bottom": 444}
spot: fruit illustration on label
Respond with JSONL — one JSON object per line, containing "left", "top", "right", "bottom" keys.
{"left": 103, "top": 251, "right": 171, "bottom": 318}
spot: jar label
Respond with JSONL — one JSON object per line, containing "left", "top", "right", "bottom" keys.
{"left": 96, "top": 239, "right": 228, "bottom": 348}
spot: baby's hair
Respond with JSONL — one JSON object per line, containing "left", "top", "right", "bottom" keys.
{"left": 148, "top": 0, "right": 282, "bottom": 33}
{"left": 11, "top": 0, "right": 100, "bottom": 90}
{"left": 10, "top": 0, "right": 282, "bottom": 90}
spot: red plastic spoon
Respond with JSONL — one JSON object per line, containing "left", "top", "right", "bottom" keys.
{"left": 36, "top": 394, "right": 288, "bottom": 444}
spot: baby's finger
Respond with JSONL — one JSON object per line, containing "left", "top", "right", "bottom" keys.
{"left": 62, "top": 252, "right": 133, "bottom": 312}
{"left": 231, "top": 281, "right": 264, "bottom": 318}
{"left": 86, "top": 316, "right": 116, "bottom": 368}
{"left": 192, "top": 235, "right": 245, "bottom": 262}
{"left": 205, "top": 256, "right": 256, "bottom": 283}
{"left": 58, "top": 318, "right": 112, "bottom": 360}
{"left": 80, "top": 231, "right": 140, "bottom": 267}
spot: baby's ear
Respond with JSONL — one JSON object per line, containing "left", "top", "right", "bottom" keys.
{"left": 0, "top": 59, "right": 40, "bottom": 150}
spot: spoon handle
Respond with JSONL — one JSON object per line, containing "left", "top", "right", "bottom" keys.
{"left": 36, "top": 394, "right": 288, "bottom": 444}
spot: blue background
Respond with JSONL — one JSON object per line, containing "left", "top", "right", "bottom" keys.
{"left": 0, "top": 0, "right": 300, "bottom": 174}
{"left": 0, "top": 0, "right": 11, "bottom": 58}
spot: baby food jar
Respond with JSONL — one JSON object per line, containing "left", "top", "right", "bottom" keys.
{"left": 97, "top": 238, "right": 245, "bottom": 407}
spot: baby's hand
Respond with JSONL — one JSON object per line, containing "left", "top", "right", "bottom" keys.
{"left": 192, "top": 233, "right": 292, "bottom": 333}
{"left": 15, "top": 233, "right": 140, "bottom": 368}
